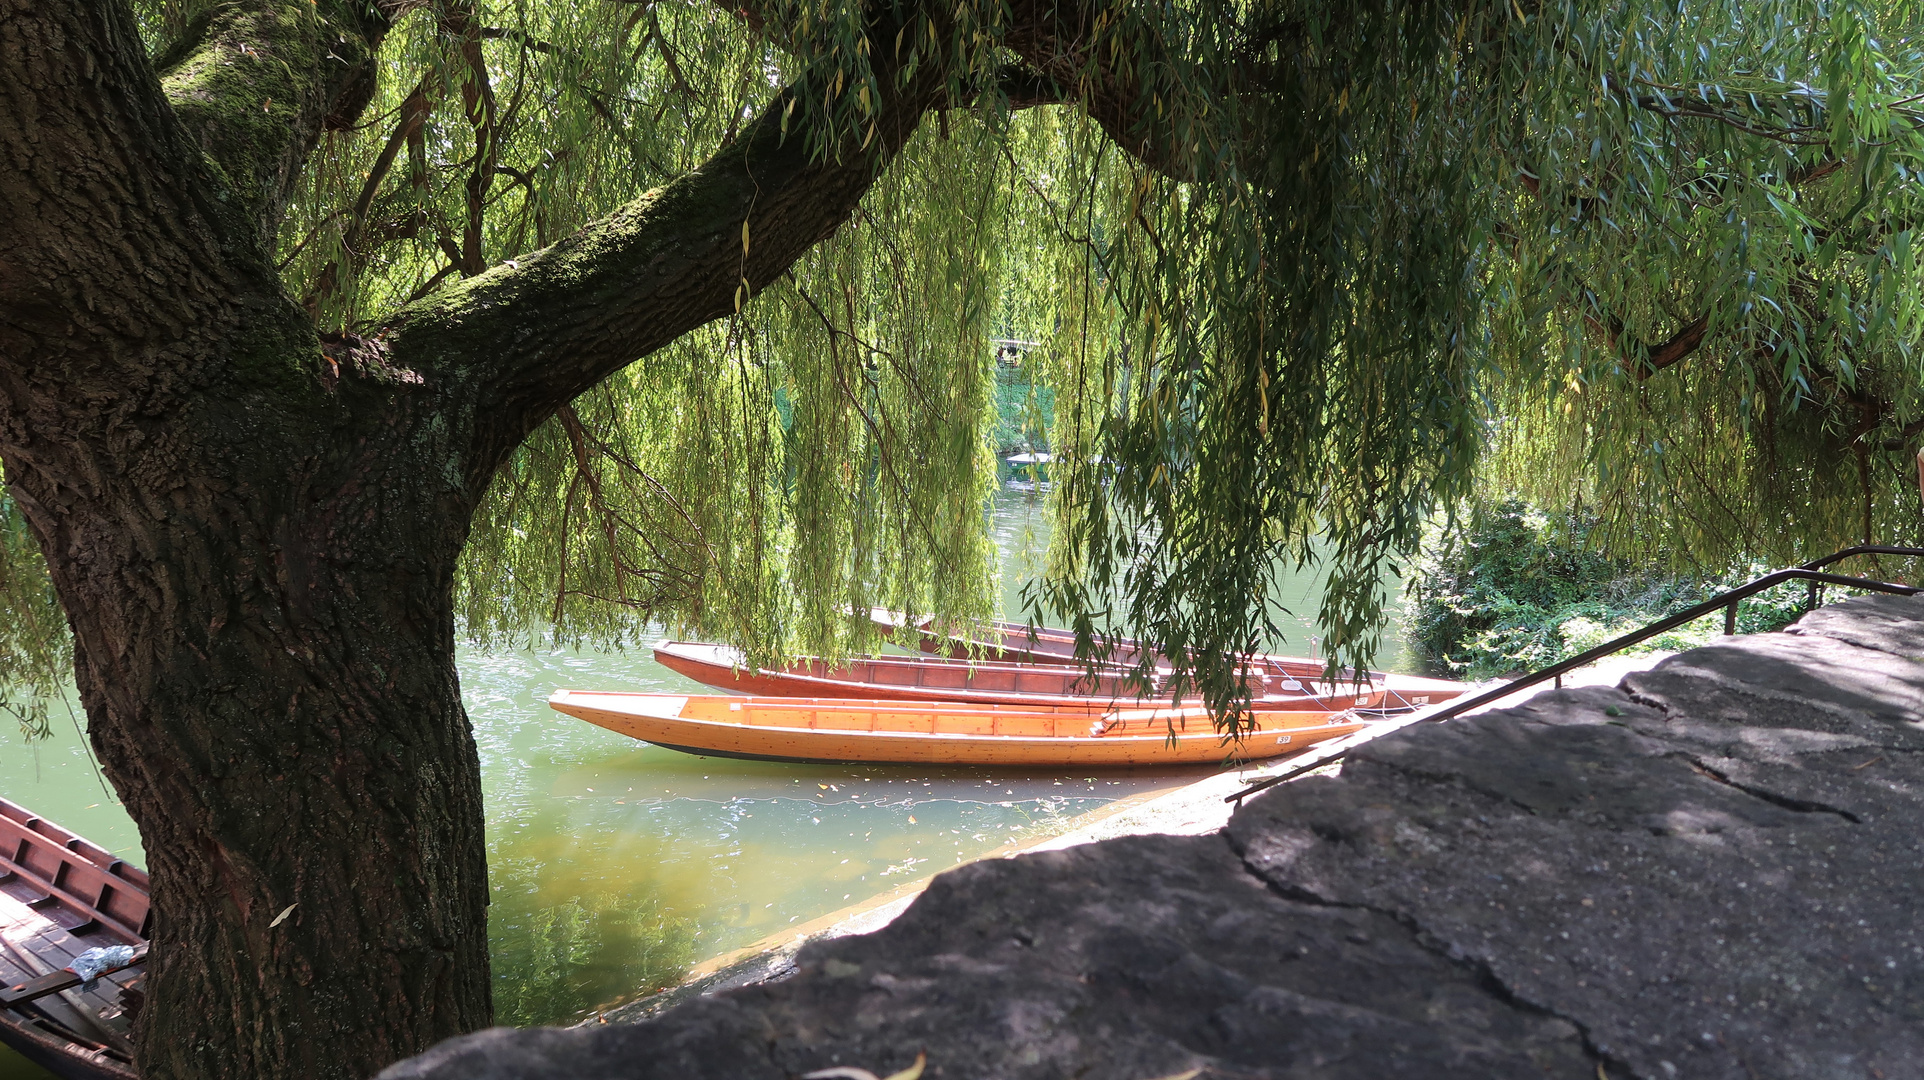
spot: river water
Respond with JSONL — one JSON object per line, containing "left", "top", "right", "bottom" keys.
{"left": 1, "top": 490, "right": 1406, "bottom": 1075}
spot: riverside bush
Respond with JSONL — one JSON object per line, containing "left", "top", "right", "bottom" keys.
{"left": 1407, "top": 500, "right": 1811, "bottom": 680}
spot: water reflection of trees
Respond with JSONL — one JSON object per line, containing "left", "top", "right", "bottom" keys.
{"left": 488, "top": 820, "right": 700, "bottom": 1026}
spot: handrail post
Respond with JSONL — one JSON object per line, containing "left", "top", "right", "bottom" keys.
{"left": 1724, "top": 600, "right": 1737, "bottom": 635}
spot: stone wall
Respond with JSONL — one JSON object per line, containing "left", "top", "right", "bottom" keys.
{"left": 382, "top": 594, "right": 1924, "bottom": 1080}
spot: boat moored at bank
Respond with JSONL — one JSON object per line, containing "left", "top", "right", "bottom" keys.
{"left": 0, "top": 797, "right": 148, "bottom": 1080}
{"left": 549, "top": 689, "right": 1374, "bottom": 767}
{"left": 652, "top": 640, "right": 1393, "bottom": 710}
{"left": 865, "top": 610, "right": 1467, "bottom": 709}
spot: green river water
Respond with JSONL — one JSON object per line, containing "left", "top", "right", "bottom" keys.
{"left": 1, "top": 490, "right": 1407, "bottom": 1076}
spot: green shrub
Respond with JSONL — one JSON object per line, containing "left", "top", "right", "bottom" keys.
{"left": 1407, "top": 499, "right": 1810, "bottom": 679}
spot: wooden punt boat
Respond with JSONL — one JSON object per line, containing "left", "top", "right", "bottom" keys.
{"left": 653, "top": 640, "right": 1391, "bottom": 710}
{"left": 870, "top": 608, "right": 1177, "bottom": 668}
{"left": 1, "top": 797, "right": 148, "bottom": 1080}
{"left": 867, "top": 610, "right": 1468, "bottom": 709}
{"left": 549, "top": 690, "right": 1373, "bottom": 766}
{"left": 872, "top": 608, "right": 1344, "bottom": 676}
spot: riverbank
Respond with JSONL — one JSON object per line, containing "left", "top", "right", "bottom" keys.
{"left": 387, "top": 594, "right": 1919, "bottom": 1078}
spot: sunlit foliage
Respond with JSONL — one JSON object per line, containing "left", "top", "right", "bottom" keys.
{"left": 1481, "top": 0, "right": 1924, "bottom": 569}
{"left": 5, "top": 0, "right": 1922, "bottom": 729}
{"left": 0, "top": 476, "right": 68, "bottom": 739}
{"left": 1406, "top": 497, "right": 1817, "bottom": 680}
{"left": 1033, "top": 0, "right": 1924, "bottom": 712}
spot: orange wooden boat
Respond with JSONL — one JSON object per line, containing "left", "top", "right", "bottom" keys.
{"left": 651, "top": 640, "right": 1395, "bottom": 710}
{"left": 867, "top": 610, "right": 1467, "bottom": 709}
{"left": 549, "top": 690, "right": 1373, "bottom": 766}
{"left": 1, "top": 797, "right": 149, "bottom": 1080}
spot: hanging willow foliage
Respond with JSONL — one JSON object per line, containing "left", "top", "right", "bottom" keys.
{"left": 1480, "top": 1, "right": 1924, "bottom": 569}
{"left": 1034, "top": 0, "right": 1924, "bottom": 714}
{"left": 455, "top": 117, "right": 1012, "bottom": 666}
{"left": 4, "top": 0, "right": 1921, "bottom": 733}
{"left": 0, "top": 475, "right": 70, "bottom": 739}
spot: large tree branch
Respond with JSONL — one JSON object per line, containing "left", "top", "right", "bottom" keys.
{"left": 367, "top": 0, "right": 1207, "bottom": 488}
{"left": 0, "top": 0, "right": 277, "bottom": 387}
{"left": 1, "top": 0, "right": 395, "bottom": 405}
{"left": 375, "top": 0, "right": 973, "bottom": 482}
{"left": 385, "top": 77, "right": 934, "bottom": 483}
{"left": 1636, "top": 314, "right": 1710, "bottom": 379}
{"left": 156, "top": 0, "right": 390, "bottom": 239}
{"left": 1581, "top": 308, "right": 1711, "bottom": 381}
{"left": 1000, "top": 0, "right": 1193, "bottom": 178}
{"left": 1511, "top": 173, "right": 1712, "bottom": 381}
{"left": 343, "top": 83, "right": 432, "bottom": 261}
{"left": 710, "top": 0, "right": 1194, "bottom": 175}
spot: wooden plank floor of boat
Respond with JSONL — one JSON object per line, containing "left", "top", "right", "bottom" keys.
{"left": 1, "top": 857, "right": 143, "bottom": 1077}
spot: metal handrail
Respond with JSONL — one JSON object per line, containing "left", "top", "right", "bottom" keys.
{"left": 1229, "top": 548, "right": 1924, "bottom": 804}
{"left": 1800, "top": 545, "right": 1924, "bottom": 570}
{"left": 1797, "top": 545, "right": 1924, "bottom": 613}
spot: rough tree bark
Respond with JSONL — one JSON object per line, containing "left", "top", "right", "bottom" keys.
{"left": 0, "top": 0, "right": 1168, "bottom": 1076}
{"left": 0, "top": 4, "right": 496, "bottom": 1075}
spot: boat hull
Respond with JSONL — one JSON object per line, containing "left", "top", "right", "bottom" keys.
{"left": 866, "top": 611, "right": 1467, "bottom": 710}
{"left": 2, "top": 1020, "right": 136, "bottom": 1080}
{"left": 652, "top": 641, "right": 1378, "bottom": 710}
{"left": 872, "top": 608, "right": 1343, "bottom": 674}
{"left": 550, "top": 690, "right": 1368, "bottom": 766}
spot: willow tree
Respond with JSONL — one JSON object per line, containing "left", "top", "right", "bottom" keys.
{"left": 2, "top": 0, "right": 1921, "bottom": 1077}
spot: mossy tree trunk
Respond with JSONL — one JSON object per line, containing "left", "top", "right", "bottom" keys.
{"left": 0, "top": 0, "right": 1167, "bottom": 1075}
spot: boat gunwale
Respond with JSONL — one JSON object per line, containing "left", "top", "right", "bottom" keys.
{"left": 652, "top": 641, "right": 1365, "bottom": 707}
{"left": 868, "top": 610, "right": 1396, "bottom": 682}
{"left": 655, "top": 639, "right": 1156, "bottom": 678}
{"left": 551, "top": 690, "right": 1362, "bottom": 724}
{"left": 566, "top": 712, "right": 1366, "bottom": 747}
{"left": 0, "top": 800, "right": 148, "bottom": 946}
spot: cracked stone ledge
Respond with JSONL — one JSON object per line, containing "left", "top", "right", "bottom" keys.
{"left": 382, "top": 594, "right": 1924, "bottom": 1080}
{"left": 1225, "top": 836, "right": 1638, "bottom": 1079}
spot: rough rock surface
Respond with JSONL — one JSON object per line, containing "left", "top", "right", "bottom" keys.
{"left": 382, "top": 595, "right": 1924, "bottom": 1080}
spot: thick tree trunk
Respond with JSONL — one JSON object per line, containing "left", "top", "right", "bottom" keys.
{"left": 3, "top": 5, "right": 490, "bottom": 1075}
{"left": 4, "top": 362, "right": 494, "bottom": 1078}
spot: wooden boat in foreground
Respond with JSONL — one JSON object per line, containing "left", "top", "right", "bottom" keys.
{"left": 867, "top": 610, "right": 1468, "bottom": 709}
{"left": 653, "top": 640, "right": 1393, "bottom": 710}
{"left": 1, "top": 797, "right": 149, "bottom": 1080}
{"left": 550, "top": 690, "right": 1372, "bottom": 766}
